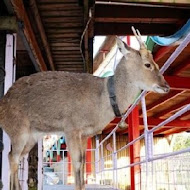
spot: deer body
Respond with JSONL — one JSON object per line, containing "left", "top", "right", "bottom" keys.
{"left": 0, "top": 29, "right": 169, "bottom": 190}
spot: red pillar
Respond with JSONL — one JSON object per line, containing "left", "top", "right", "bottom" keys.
{"left": 57, "top": 154, "right": 61, "bottom": 162}
{"left": 86, "top": 138, "right": 92, "bottom": 183}
{"left": 68, "top": 153, "right": 72, "bottom": 178}
{"left": 128, "top": 106, "right": 140, "bottom": 190}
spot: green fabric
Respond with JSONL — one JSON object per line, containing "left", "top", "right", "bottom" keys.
{"left": 146, "top": 36, "right": 156, "bottom": 52}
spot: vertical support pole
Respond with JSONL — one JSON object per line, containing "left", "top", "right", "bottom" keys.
{"left": 95, "top": 135, "right": 100, "bottom": 184}
{"left": 2, "top": 34, "right": 16, "bottom": 190}
{"left": 100, "top": 144, "right": 104, "bottom": 184}
{"left": 86, "top": 138, "right": 92, "bottom": 183}
{"left": 128, "top": 106, "right": 140, "bottom": 190}
{"left": 113, "top": 132, "right": 118, "bottom": 189}
{"left": 22, "top": 154, "right": 29, "bottom": 190}
{"left": 62, "top": 150, "right": 65, "bottom": 185}
{"left": 141, "top": 95, "right": 154, "bottom": 189}
{"left": 38, "top": 140, "right": 43, "bottom": 190}
{"left": 0, "top": 31, "right": 6, "bottom": 188}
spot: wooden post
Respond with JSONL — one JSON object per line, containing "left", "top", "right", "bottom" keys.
{"left": 128, "top": 106, "right": 140, "bottom": 190}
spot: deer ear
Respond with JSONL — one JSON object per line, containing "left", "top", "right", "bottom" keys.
{"left": 116, "top": 37, "right": 130, "bottom": 55}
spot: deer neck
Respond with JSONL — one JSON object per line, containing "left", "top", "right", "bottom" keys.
{"left": 113, "top": 57, "right": 141, "bottom": 114}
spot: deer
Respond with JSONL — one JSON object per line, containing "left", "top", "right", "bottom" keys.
{"left": 0, "top": 27, "right": 169, "bottom": 190}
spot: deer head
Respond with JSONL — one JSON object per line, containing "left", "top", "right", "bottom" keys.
{"left": 116, "top": 27, "right": 170, "bottom": 94}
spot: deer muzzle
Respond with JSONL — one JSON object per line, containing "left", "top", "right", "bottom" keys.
{"left": 153, "top": 82, "right": 170, "bottom": 94}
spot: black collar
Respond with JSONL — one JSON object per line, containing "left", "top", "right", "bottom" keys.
{"left": 107, "top": 76, "right": 121, "bottom": 117}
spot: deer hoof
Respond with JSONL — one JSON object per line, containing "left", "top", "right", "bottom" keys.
{"left": 118, "top": 120, "right": 127, "bottom": 129}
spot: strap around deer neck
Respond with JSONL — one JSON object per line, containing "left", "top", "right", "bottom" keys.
{"left": 107, "top": 76, "right": 122, "bottom": 117}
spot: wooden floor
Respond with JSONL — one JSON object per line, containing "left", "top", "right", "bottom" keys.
{"left": 43, "top": 184, "right": 117, "bottom": 190}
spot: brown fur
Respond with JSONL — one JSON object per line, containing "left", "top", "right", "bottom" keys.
{"left": 0, "top": 38, "right": 169, "bottom": 190}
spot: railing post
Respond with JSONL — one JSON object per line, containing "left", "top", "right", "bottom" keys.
{"left": 38, "top": 140, "right": 43, "bottom": 190}
{"left": 61, "top": 150, "right": 65, "bottom": 185}
{"left": 100, "top": 144, "right": 104, "bottom": 184}
{"left": 141, "top": 95, "right": 154, "bottom": 189}
{"left": 113, "top": 131, "right": 118, "bottom": 189}
{"left": 95, "top": 135, "right": 100, "bottom": 184}
{"left": 22, "top": 154, "right": 29, "bottom": 190}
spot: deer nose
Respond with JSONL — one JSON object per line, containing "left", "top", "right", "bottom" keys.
{"left": 163, "top": 81, "right": 170, "bottom": 93}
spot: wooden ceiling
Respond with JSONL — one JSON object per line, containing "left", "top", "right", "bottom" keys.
{"left": 36, "top": 0, "right": 86, "bottom": 72}
{"left": 2, "top": 0, "right": 190, "bottom": 136}
{"left": 94, "top": 1, "right": 190, "bottom": 36}
{"left": 4, "top": 0, "right": 190, "bottom": 74}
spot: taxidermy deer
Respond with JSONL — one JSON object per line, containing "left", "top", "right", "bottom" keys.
{"left": 0, "top": 27, "right": 169, "bottom": 190}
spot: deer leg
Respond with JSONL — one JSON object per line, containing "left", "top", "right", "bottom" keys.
{"left": 9, "top": 138, "right": 27, "bottom": 190}
{"left": 66, "top": 135, "right": 87, "bottom": 190}
{"left": 20, "top": 137, "right": 36, "bottom": 158}
{"left": 80, "top": 138, "right": 87, "bottom": 189}
{"left": 9, "top": 151, "right": 20, "bottom": 190}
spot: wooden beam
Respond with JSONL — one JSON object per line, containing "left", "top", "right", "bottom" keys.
{"left": 30, "top": 0, "right": 55, "bottom": 70}
{"left": 165, "top": 76, "right": 190, "bottom": 91}
{"left": 140, "top": 91, "right": 182, "bottom": 115}
{"left": 104, "top": 117, "right": 190, "bottom": 135}
{"left": 164, "top": 128, "right": 189, "bottom": 136}
{"left": 0, "top": 16, "right": 17, "bottom": 31}
{"left": 95, "top": 23, "right": 178, "bottom": 36}
{"left": 154, "top": 46, "right": 174, "bottom": 62}
{"left": 38, "top": 3, "right": 80, "bottom": 11}
{"left": 179, "top": 110, "right": 190, "bottom": 119}
{"left": 95, "top": 3, "right": 190, "bottom": 20}
{"left": 153, "top": 127, "right": 188, "bottom": 136}
{"left": 11, "top": 0, "right": 47, "bottom": 71}
{"left": 94, "top": 3, "right": 190, "bottom": 35}
{"left": 95, "top": 17, "right": 179, "bottom": 24}
{"left": 143, "top": 118, "right": 190, "bottom": 128}
{"left": 132, "top": 118, "right": 190, "bottom": 135}
{"left": 168, "top": 56, "right": 190, "bottom": 75}
{"left": 154, "top": 98, "right": 190, "bottom": 118}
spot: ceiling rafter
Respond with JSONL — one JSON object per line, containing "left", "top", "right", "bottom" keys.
{"left": 165, "top": 76, "right": 190, "bottom": 91}
{"left": 30, "top": 0, "right": 55, "bottom": 70}
{"left": 105, "top": 117, "right": 190, "bottom": 135}
{"left": 163, "top": 128, "right": 189, "bottom": 136}
{"left": 153, "top": 128, "right": 188, "bottom": 136}
{"left": 11, "top": 0, "right": 47, "bottom": 71}
{"left": 154, "top": 46, "right": 174, "bottom": 62}
{"left": 94, "top": 2, "right": 190, "bottom": 35}
{"left": 179, "top": 110, "right": 190, "bottom": 119}
{"left": 168, "top": 56, "right": 190, "bottom": 76}
{"left": 140, "top": 91, "right": 182, "bottom": 115}
{"left": 154, "top": 99, "right": 190, "bottom": 118}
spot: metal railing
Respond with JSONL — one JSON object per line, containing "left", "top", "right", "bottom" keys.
{"left": 95, "top": 31, "right": 190, "bottom": 190}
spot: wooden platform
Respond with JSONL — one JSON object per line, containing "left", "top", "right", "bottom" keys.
{"left": 43, "top": 184, "right": 117, "bottom": 190}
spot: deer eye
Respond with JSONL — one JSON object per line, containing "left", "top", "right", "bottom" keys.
{"left": 145, "top": 63, "right": 151, "bottom": 69}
